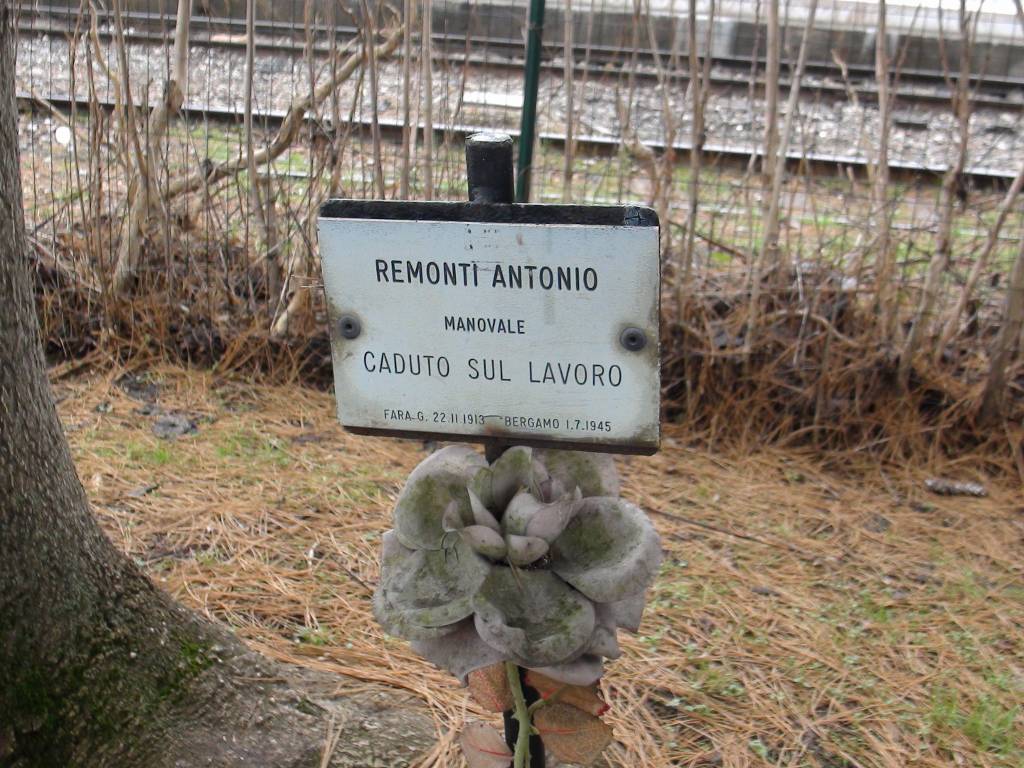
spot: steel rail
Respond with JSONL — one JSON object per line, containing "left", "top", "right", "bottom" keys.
{"left": 16, "top": 88, "right": 1020, "bottom": 184}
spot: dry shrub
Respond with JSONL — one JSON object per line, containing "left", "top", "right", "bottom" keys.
{"left": 661, "top": 271, "right": 1023, "bottom": 478}
{"left": 33, "top": 237, "right": 1024, "bottom": 480}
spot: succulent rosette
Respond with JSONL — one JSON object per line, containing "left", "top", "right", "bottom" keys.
{"left": 373, "top": 445, "right": 663, "bottom": 687}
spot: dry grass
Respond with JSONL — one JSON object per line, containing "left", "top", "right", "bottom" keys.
{"left": 24, "top": 114, "right": 1024, "bottom": 465}
{"left": 54, "top": 364, "right": 1023, "bottom": 768}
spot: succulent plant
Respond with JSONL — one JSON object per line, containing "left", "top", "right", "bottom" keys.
{"left": 373, "top": 444, "right": 663, "bottom": 687}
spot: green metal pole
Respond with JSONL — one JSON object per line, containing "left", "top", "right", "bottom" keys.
{"left": 516, "top": 0, "right": 545, "bottom": 203}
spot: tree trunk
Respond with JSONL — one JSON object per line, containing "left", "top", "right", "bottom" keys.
{"left": 0, "top": 6, "right": 432, "bottom": 765}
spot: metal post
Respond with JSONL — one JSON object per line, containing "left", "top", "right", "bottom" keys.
{"left": 466, "top": 133, "right": 513, "bottom": 464}
{"left": 466, "top": 132, "right": 515, "bottom": 204}
{"left": 465, "top": 132, "right": 545, "bottom": 768}
{"left": 516, "top": 0, "right": 546, "bottom": 203}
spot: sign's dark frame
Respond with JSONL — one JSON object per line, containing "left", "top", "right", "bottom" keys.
{"left": 320, "top": 199, "right": 660, "bottom": 228}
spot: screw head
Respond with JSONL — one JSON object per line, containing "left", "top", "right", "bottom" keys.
{"left": 338, "top": 314, "right": 361, "bottom": 340}
{"left": 619, "top": 327, "right": 647, "bottom": 352}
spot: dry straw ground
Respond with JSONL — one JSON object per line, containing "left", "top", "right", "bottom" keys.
{"left": 53, "top": 364, "right": 1023, "bottom": 768}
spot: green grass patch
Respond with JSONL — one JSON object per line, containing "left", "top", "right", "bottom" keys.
{"left": 929, "top": 687, "right": 1021, "bottom": 758}
{"left": 124, "top": 440, "right": 177, "bottom": 467}
{"left": 215, "top": 428, "right": 291, "bottom": 467}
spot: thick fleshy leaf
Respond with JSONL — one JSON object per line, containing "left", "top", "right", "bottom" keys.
{"left": 534, "top": 450, "right": 620, "bottom": 499}
{"left": 467, "top": 662, "right": 514, "bottom": 713}
{"left": 525, "top": 497, "right": 577, "bottom": 543}
{"left": 460, "top": 721, "right": 513, "bottom": 768}
{"left": 423, "top": 444, "right": 489, "bottom": 478}
{"left": 501, "top": 490, "right": 541, "bottom": 536}
{"left": 502, "top": 492, "right": 575, "bottom": 542}
{"left": 584, "top": 623, "right": 621, "bottom": 660}
{"left": 394, "top": 449, "right": 485, "bottom": 549}
{"left": 469, "top": 489, "right": 501, "bottom": 531}
{"left": 506, "top": 535, "right": 549, "bottom": 566}
{"left": 473, "top": 567, "right": 595, "bottom": 667}
{"left": 535, "top": 702, "right": 613, "bottom": 766}
{"left": 442, "top": 501, "right": 464, "bottom": 533}
{"left": 599, "top": 593, "right": 646, "bottom": 633}
{"left": 489, "top": 446, "right": 534, "bottom": 511}
{"left": 524, "top": 670, "right": 609, "bottom": 716}
{"left": 535, "top": 478, "right": 556, "bottom": 503}
{"left": 410, "top": 620, "right": 507, "bottom": 683}
{"left": 550, "top": 498, "right": 662, "bottom": 604}
{"left": 463, "top": 525, "right": 508, "bottom": 560}
{"left": 469, "top": 468, "right": 495, "bottom": 512}
{"left": 529, "top": 458, "right": 552, "bottom": 498}
{"left": 528, "top": 655, "right": 604, "bottom": 687}
{"left": 584, "top": 602, "right": 622, "bottom": 660}
{"left": 373, "top": 531, "right": 489, "bottom": 640}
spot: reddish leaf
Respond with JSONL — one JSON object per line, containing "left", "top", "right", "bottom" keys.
{"left": 524, "top": 670, "right": 609, "bottom": 716}
{"left": 534, "top": 702, "right": 613, "bottom": 767}
{"left": 468, "top": 663, "right": 514, "bottom": 713}
{"left": 459, "top": 721, "right": 513, "bottom": 768}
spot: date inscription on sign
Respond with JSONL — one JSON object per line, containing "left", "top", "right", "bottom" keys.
{"left": 318, "top": 200, "right": 661, "bottom": 454}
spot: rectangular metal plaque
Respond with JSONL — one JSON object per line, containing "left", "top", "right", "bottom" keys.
{"left": 318, "top": 200, "right": 660, "bottom": 454}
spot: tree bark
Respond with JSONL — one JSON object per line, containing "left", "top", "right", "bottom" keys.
{"left": 0, "top": 6, "right": 432, "bottom": 765}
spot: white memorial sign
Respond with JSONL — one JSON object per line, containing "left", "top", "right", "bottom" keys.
{"left": 318, "top": 202, "right": 660, "bottom": 453}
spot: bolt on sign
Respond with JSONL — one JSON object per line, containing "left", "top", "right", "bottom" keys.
{"left": 317, "top": 200, "right": 661, "bottom": 454}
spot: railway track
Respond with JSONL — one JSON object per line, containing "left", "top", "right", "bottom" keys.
{"left": 15, "top": 3, "right": 1023, "bottom": 183}
{"left": 17, "top": 86, "right": 1020, "bottom": 185}
{"left": 17, "top": 2, "right": 1024, "bottom": 111}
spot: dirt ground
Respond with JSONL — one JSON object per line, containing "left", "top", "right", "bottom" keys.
{"left": 53, "top": 364, "right": 1023, "bottom": 768}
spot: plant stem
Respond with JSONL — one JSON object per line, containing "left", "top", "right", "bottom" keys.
{"left": 505, "top": 661, "right": 531, "bottom": 768}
